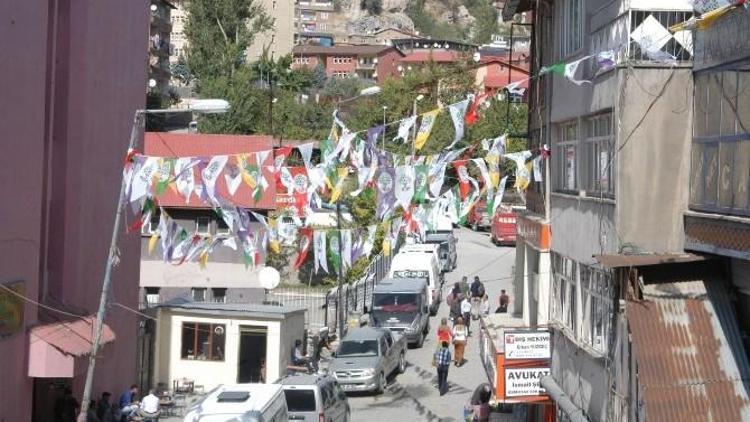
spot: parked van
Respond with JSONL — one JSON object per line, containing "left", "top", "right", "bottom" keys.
{"left": 278, "top": 374, "right": 350, "bottom": 422}
{"left": 183, "top": 384, "right": 288, "bottom": 422}
{"left": 399, "top": 244, "right": 440, "bottom": 266}
{"left": 423, "top": 232, "right": 457, "bottom": 272}
{"left": 372, "top": 278, "right": 430, "bottom": 347}
{"left": 388, "top": 251, "right": 443, "bottom": 315}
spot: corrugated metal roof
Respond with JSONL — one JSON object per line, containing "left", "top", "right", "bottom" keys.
{"left": 627, "top": 279, "right": 750, "bottom": 421}
{"left": 397, "top": 51, "right": 462, "bottom": 63}
{"left": 143, "top": 132, "right": 276, "bottom": 210}
{"left": 594, "top": 253, "right": 708, "bottom": 268}
{"left": 160, "top": 298, "right": 307, "bottom": 318}
{"left": 292, "top": 44, "right": 400, "bottom": 56}
{"left": 30, "top": 317, "right": 116, "bottom": 357}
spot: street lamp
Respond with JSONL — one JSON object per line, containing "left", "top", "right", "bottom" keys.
{"left": 410, "top": 94, "right": 425, "bottom": 157}
{"left": 382, "top": 106, "right": 388, "bottom": 149}
{"left": 78, "top": 99, "right": 229, "bottom": 420}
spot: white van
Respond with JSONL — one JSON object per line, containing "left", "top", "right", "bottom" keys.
{"left": 399, "top": 244, "right": 440, "bottom": 266}
{"left": 183, "top": 384, "right": 288, "bottom": 422}
{"left": 388, "top": 250, "right": 443, "bottom": 316}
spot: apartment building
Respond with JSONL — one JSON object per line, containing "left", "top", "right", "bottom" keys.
{"left": 294, "top": 0, "right": 342, "bottom": 46}
{"left": 169, "top": 0, "right": 189, "bottom": 64}
{"left": 150, "top": 0, "right": 176, "bottom": 100}
{"left": 139, "top": 133, "right": 277, "bottom": 309}
{"left": 505, "top": 0, "right": 750, "bottom": 419}
{"left": 249, "top": 0, "right": 296, "bottom": 61}
{"left": 292, "top": 44, "right": 404, "bottom": 80}
{"left": 1, "top": 1, "right": 146, "bottom": 420}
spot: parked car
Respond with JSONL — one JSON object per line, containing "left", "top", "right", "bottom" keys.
{"left": 491, "top": 205, "right": 524, "bottom": 246}
{"left": 183, "top": 383, "right": 287, "bottom": 422}
{"left": 423, "top": 232, "right": 458, "bottom": 272}
{"left": 466, "top": 200, "right": 491, "bottom": 231}
{"left": 278, "top": 374, "right": 350, "bottom": 422}
{"left": 371, "top": 278, "right": 430, "bottom": 348}
{"left": 328, "top": 327, "right": 407, "bottom": 394}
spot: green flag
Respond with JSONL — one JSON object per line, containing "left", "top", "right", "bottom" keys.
{"left": 414, "top": 165, "right": 429, "bottom": 203}
{"left": 540, "top": 62, "right": 565, "bottom": 75}
{"left": 329, "top": 230, "right": 341, "bottom": 274}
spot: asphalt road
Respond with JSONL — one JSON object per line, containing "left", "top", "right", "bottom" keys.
{"left": 347, "top": 226, "right": 517, "bottom": 421}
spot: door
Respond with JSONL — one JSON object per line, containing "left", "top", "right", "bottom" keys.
{"left": 331, "top": 382, "right": 349, "bottom": 421}
{"left": 238, "top": 325, "right": 267, "bottom": 383}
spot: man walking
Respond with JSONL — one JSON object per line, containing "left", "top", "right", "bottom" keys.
{"left": 433, "top": 341, "right": 452, "bottom": 396}
{"left": 496, "top": 290, "right": 510, "bottom": 313}
{"left": 470, "top": 276, "right": 485, "bottom": 320}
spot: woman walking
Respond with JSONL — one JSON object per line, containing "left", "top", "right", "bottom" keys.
{"left": 437, "top": 318, "right": 452, "bottom": 349}
{"left": 452, "top": 317, "right": 468, "bottom": 366}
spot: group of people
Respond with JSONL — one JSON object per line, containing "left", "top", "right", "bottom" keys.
{"left": 54, "top": 384, "right": 160, "bottom": 422}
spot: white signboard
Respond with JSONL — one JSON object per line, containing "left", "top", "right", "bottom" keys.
{"left": 504, "top": 330, "right": 551, "bottom": 360}
{"left": 504, "top": 367, "right": 550, "bottom": 397}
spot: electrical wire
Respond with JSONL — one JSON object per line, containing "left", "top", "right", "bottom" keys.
{"left": 0, "top": 283, "right": 88, "bottom": 321}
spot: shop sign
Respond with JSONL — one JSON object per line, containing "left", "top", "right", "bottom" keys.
{"left": 504, "top": 367, "right": 550, "bottom": 397}
{"left": 504, "top": 330, "right": 550, "bottom": 360}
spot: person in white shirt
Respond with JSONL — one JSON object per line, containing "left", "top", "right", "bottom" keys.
{"left": 460, "top": 296, "right": 472, "bottom": 336}
{"left": 139, "top": 390, "right": 160, "bottom": 418}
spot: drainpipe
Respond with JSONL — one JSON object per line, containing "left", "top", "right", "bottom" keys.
{"left": 540, "top": 375, "right": 590, "bottom": 422}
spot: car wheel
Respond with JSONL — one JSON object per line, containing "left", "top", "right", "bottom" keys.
{"left": 398, "top": 353, "right": 406, "bottom": 373}
{"left": 375, "top": 372, "right": 386, "bottom": 395}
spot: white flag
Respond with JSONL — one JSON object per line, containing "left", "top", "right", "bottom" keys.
{"left": 492, "top": 176, "right": 509, "bottom": 215}
{"left": 491, "top": 135, "right": 507, "bottom": 156}
{"left": 394, "top": 116, "right": 417, "bottom": 143}
{"left": 298, "top": 142, "right": 314, "bottom": 169}
{"left": 394, "top": 165, "right": 415, "bottom": 210}
{"left": 533, "top": 156, "right": 543, "bottom": 182}
{"left": 564, "top": 55, "right": 594, "bottom": 86}
{"left": 174, "top": 157, "right": 199, "bottom": 203}
{"left": 445, "top": 99, "right": 470, "bottom": 150}
{"left": 129, "top": 156, "right": 159, "bottom": 203}
{"left": 429, "top": 162, "right": 447, "bottom": 198}
{"left": 313, "top": 230, "right": 328, "bottom": 274}
{"left": 202, "top": 155, "right": 228, "bottom": 204}
{"left": 224, "top": 161, "right": 243, "bottom": 197}
{"left": 341, "top": 229, "right": 352, "bottom": 269}
{"left": 362, "top": 224, "right": 378, "bottom": 257}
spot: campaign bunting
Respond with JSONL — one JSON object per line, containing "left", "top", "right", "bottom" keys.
{"left": 414, "top": 108, "right": 440, "bottom": 150}
{"left": 453, "top": 160, "right": 471, "bottom": 200}
{"left": 329, "top": 231, "right": 341, "bottom": 274}
{"left": 445, "top": 99, "right": 470, "bottom": 150}
{"left": 174, "top": 157, "right": 199, "bottom": 203}
{"left": 341, "top": 229, "right": 353, "bottom": 269}
{"left": 394, "top": 116, "right": 417, "bottom": 143}
{"left": 376, "top": 167, "right": 396, "bottom": 219}
{"left": 298, "top": 143, "right": 314, "bottom": 170}
{"left": 414, "top": 165, "right": 429, "bottom": 202}
{"left": 394, "top": 165, "right": 415, "bottom": 210}
{"left": 314, "top": 230, "right": 328, "bottom": 274}
{"left": 294, "top": 227, "right": 313, "bottom": 269}
{"left": 492, "top": 176, "right": 509, "bottom": 215}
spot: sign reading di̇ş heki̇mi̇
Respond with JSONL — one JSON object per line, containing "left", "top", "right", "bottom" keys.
{"left": 504, "top": 330, "right": 551, "bottom": 360}
{"left": 504, "top": 367, "right": 550, "bottom": 397}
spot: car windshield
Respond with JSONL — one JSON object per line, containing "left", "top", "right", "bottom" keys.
{"left": 373, "top": 293, "right": 420, "bottom": 312}
{"left": 337, "top": 340, "right": 378, "bottom": 357}
{"left": 283, "top": 389, "right": 316, "bottom": 412}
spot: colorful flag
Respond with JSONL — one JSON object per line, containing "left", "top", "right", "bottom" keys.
{"left": 596, "top": 50, "right": 616, "bottom": 74}
{"left": 341, "top": 229, "right": 352, "bottom": 269}
{"left": 504, "top": 151, "right": 533, "bottom": 190}
{"left": 414, "top": 165, "right": 429, "bottom": 202}
{"left": 394, "top": 116, "right": 417, "bottom": 144}
{"left": 274, "top": 146, "right": 293, "bottom": 172}
{"left": 313, "top": 230, "right": 328, "bottom": 274}
{"left": 367, "top": 125, "right": 385, "bottom": 147}
{"left": 465, "top": 93, "right": 489, "bottom": 126}
{"left": 201, "top": 155, "right": 228, "bottom": 204}
{"left": 452, "top": 160, "right": 471, "bottom": 200}
{"left": 491, "top": 176, "right": 509, "bottom": 215}
{"left": 429, "top": 162, "right": 447, "bottom": 198}
{"left": 129, "top": 156, "right": 159, "bottom": 204}
{"left": 329, "top": 231, "right": 341, "bottom": 274}
{"left": 154, "top": 158, "right": 175, "bottom": 195}
{"left": 394, "top": 165, "right": 415, "bottom": 210}
{"left": 445, "top": 99, "right": 470, "bottom": 150}
{"left": 415, "top": 108, "right": 440, "bottom": 150}
{"left": 533, "top": 155, "right": 543, "bottom": 182}
{"left": 294, "top": 227, "right": 313, "bottom": 269}
{"left": 376, "top": 167, "right": 396, "bottom": 219}
{"left": 564, "top": 55, "right": 594, "bottom": 85}
{"left": 330, "top": 167, "right": 349, "bottom": 203}
{"left": 174, "top": 157, "right": 199, "bottom": 203}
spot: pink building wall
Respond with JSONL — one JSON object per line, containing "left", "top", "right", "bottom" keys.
{"left": 375, "top": 49, "right": 403, "bottom": 81}
{"left": 0, "top": 1, "right": 146, "bottom": 420}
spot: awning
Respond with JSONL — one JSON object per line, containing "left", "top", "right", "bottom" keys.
{"left": 28, "top": 317, "right": 115, "bottom": 378}
{"left": 540, "top": 375, "right": 589, "bottom": 422}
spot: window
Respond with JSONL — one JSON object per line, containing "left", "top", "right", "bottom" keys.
{"left": 580, "top": 267, "right": 613, "bottom": 353}
{"left": 555, "top": 122, "right": 579, "bottom": 191}
{"left": 586, "top": 113, "right": 615, "bottom": 196}
{"left": 145, "top": 287, "right": 160, "bottom": 306}
{"left": 192, "top": 288, "right": 206, "bottom": 302}
{"left": 552, "top": 253, "right": 577, "bottom": 336}
{"left": 196, "top": 216, "right": 210, "bottom": 234}
{"left": 560, "top": 0, "right": 583, "bottom": 57}
{"left": 216, "top": 218, "right": 230, "bottom": 235}
{"left": 319, "top": 12, "right": 329, "bottom": 19}
{"left": 181, "top": 322, "right": 226, "bottom": 360}
{"left": 212, "top": 288, "right": 227, "bottom": 303}
{"left": 283, "top": 390, "right": 316, "bottom": 412}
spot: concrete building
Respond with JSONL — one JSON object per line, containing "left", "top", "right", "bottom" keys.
{"left": 169, "top": 0, "right": 189, "bottom": 64}
{"left": 150, "top": 301, "right": 305, "bottom": 389}
{"left": 505, "top": 0, "right": 750, "bottom": 418}
{"left": 0, "top": 1, "right": 146, "bottom": 420}
{"left": 294, "top": 0, "right": 338, "bottom": 46}
{"left": 150, "top": 0, "right": 176, "bottom": 101}
{"left": 345, "top": 27, "right": 423, "bottom": 45}
{"left": 139, "top": 133, "right": 277, "bottom": 309}
{"left": 292, "top": 44, "right": 405, "bottom": 81}
{"left": 249, "top": 0, "right": 296, "bottom": 62}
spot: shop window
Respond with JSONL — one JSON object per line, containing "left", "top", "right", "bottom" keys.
{"left": 181, "top": 322, "right": 226, "bottom": 360}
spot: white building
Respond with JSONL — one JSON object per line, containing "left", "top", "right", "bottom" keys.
{"left": 151, "top": 301, "right": 306, "bottom": 391}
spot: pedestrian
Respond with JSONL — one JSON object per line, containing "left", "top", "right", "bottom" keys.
{"left": 96, "top": 392, "right": 115, "bottom": 422}
{"left": 470, "top": 276, "right": 485, "bottom": 320}
{"left": 138, "top": 389, "right": 160, "bottom": 420}
{"left": 433, "top": 341, "right": 452, "bottom": 396}
{"left": 452, "top": 317, "right": 468, "bottom": 366}
{"left": 448, "top": 285, "right": 463, "bottom": 324}
{"left": 469, "top": 383, "right": 492, "bottom": 422}
{"left": 87, "top": 400, "right": 102, "bottom": 422}
{"left": 437, "top": 317, "right": 452, "bottom": 349}
{"left": 496, "top": 290, "right": 509, "bottom": 313}
{"left": 54, "top": 388, "right": 80, "bottom": 422}
{"left": 359, "top": 305, "right": 370, "bottom": 327}
{"left": 118, "top": 384, "right": 139, "bottom": 421}
{"left": 481, "top": 293, "right": 490, "bottom": 316}
{"left": 461, "top": 295, "right": 472, "bottom": 336}
{"left": 459, "top": 276, "right": 470, "bottom": 298}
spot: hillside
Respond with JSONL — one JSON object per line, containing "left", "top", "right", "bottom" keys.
{"left": 341, "top": 0, "right": 508, "bottom": 44}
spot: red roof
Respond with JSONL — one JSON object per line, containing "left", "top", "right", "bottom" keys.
{"left": 398, "top": 50, "right": 461, "bottom": 63}
{"left": 30, "top": 317, "right": 115, "bottom": 357}
{"left": 144, "top": 132, "right": 277, "bottom": 210}
{"left": 484, "top": 74, "right": 529, "bottom": 89}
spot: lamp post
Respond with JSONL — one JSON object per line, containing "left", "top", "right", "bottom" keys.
{"left": 78, "top": 99, "right": 229, "bottom": 420}
{"left": 332, "top": 87, "right": 381, "bottom": 339}
{"left": 382, "top": 106, "right": 388, "bottom": 149}
{"left": 411, "top": 94, "right": 424, "bottom": 158}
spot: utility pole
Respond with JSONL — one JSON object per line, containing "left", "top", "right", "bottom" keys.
{"left": 336, "top": 201, "right": 345, "bottom": 338}
{"left": 382, "top": 106, "right": 387, "bottom": 150}
{"left": 411, "top": 96, "right": 423, "bottom": 158}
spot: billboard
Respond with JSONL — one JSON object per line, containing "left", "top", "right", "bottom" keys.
{"left": 504, "top": 367, "right": 550, "bottom": 397}
{"left": 504, "top": 330, "right": 550, "bottom": 360}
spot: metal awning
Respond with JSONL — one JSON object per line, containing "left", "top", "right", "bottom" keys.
{"left": 592, "top": 253, "right": 708, "bottom": 268}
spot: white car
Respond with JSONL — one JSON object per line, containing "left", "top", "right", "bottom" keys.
{"left": 183, "top": 384, "right": 287, "bottom": 422}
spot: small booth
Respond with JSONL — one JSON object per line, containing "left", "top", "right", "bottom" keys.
{"left": 478, "top": 313, "right": 555, "bottom": 422}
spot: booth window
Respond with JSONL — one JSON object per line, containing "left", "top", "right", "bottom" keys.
{"left": 181, "top": 322, "right": 226, "bottom": 361}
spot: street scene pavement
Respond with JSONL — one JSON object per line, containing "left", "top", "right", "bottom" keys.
{"left": 347, "top": 226, "right": 518, "bottom": 421}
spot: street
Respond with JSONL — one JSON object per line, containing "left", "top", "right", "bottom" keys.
{"left": 347, "top": 226, "right": 517, "bottom": 421}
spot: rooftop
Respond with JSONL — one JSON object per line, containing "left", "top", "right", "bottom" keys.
{"left": 292, "top": 44, "right": 401, "bottom": 56}
{"left": 160, "top": 297, "right": 307, "bottom": 319}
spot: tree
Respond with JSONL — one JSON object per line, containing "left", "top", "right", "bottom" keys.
{"left": 170, "top": 56, "right": 194, "bottom": 86}
{"left": 361, "top": 0, "right": 383, "bottom": 15}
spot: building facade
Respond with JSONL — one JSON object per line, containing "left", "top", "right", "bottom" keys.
{"left": 150, "top": 0, "right": 176, "bottom": 101}
{"left": 0, "top": 1, "right": 146, "bottom": 420}
{"left": 294, "top": 0, "right": 338, "bottom": 45}
{"left": 502, "top": 0, "right": 750, "bottom": 419}
{"left": 292, "top": 44, "right": 405, "bottom": 81}
{"left": 169, "top": 0, "right": 189, "bottom": 65}
{"left": 249, "top": 0, "right": 296, "bottom": 62}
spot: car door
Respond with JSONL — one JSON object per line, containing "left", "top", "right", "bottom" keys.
{"left": 331, "top": 381, "right": 348, "bottom": 421}
{"left": 379, "top": 336, "right": 391, "bottom": 374}
{"left": 384, "top": 332, "right": 397, "bottom": 373}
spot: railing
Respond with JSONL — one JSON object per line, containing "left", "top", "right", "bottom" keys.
{"left": 266, "top": 287, "right": 329, "bottom": 332}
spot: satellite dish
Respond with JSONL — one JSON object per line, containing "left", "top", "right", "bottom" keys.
{"left": 259, "top": 267, "right": 281, "bottom": 290}
{"left": 473, "top": 52, "right": 481, "bottom": 63}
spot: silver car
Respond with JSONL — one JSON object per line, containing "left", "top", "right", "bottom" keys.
{"left": 327, "top": 327, "right": 407, "bottom": 394}
{"left": 278, "top": 374, "right": 350, "bottom": 422}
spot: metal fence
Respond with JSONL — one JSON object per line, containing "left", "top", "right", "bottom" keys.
{"left": 266, "top": 287, "right": 329, "bottom": 332}
{"left": 324, "top": 250, "right": 395, "bottom": 337}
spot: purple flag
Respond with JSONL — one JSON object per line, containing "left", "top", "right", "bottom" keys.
{"left": 376, "top": 166, "right": 396, "bottom": 219}
{"left": 367, "top": 125, "right": 385, "bottom": 146}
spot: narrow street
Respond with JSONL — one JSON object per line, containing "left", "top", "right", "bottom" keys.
{"left": 348, "top": 226, "right": 517, "bottom": 421}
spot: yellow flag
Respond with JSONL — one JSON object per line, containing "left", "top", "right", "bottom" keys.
{"left": 270, "top": 240, "right": 281, "bottom": 254}
{"left": 199, "top": 250, "right": 209, "bottom": 269}
{"left": 330, "top": 167, "right": 349, "bottom": 203}
{"left": 382, "top": 239, "right": 391, "bottom": 256}
{"left": 515, "top": 162, "right": 533, "bottom": 191}
{"left": 414, "top": 109, "right": 441, "bottom": 150}
{"left": 148, "top": 232, "right": 159, "bottom": 254}
{"left": 669, "top": 4, "right": 736, "bottom": 32}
